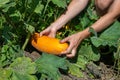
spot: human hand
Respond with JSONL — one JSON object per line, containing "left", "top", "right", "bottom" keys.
{"left": 40, "top": 25, "right": 57, "bottom": 38}
{"left": 60, "top": 32, "right": 86, "bottom": 58}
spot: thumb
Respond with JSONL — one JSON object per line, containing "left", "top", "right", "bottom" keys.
{"left": 66, "top": 47, "right": 77, "bottom": 58}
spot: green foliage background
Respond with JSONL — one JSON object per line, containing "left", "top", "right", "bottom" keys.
{"left": 0, "top": 0, "right": 120, "bottom": 80}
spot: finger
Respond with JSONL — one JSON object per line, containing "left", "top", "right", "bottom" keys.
{"left": 48, "top": 31, "right": 56, "bottom": 38}
{"left": 61, "top": 43, "right": 73, "bottom": 54}
{"left": 39, "top": 28, "right": 50, "bottom": 37}
{"left": 60, "top": 37, "right": 69, "bottom": 43}
{"left": 39, "top": 31, "right": 47, "bottom": 37}
{"left": 66, "top": 48, "right": 77, "bottom": 58}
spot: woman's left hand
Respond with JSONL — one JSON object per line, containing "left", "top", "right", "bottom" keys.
{"left": 60, "top": 32, "right": 85, "bottom": 58}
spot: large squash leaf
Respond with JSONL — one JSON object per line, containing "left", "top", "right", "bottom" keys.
{"left": 78, "top": 45, "right": 100, "bottom": 61}
{"left": 35, "top": 53, "right": 68, "bottom": 80}
{"left": 91, "top": 21, "right": 120, "bottom": 47}
{"left": 11, "top": 72, "right": 37, "bottom": 80}
{"left": 10, "top": 57, "right": 37, "bottom": 80}
{"left": 68, "top": 44, "right": 100, "bottom": 78}
{"left": 0, "top": 68, "right": 12, "bottom": 80}
{"left": 68, "top": 56, "right": 88, "bottom": 78}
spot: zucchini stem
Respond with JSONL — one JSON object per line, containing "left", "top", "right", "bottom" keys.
{"left": 22, "top": 33, "right": 31, "bottom": 50}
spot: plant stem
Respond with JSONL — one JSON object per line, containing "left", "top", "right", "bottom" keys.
{"left": 22, "top": 32, "right": 31, "bottom": 50}
{"left": 43, "top": 0, "right": 50, "bottom": 16}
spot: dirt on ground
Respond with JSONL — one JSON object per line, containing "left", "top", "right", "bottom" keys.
{"left": 61, "top": 62, "right": 120, "bottom": 80}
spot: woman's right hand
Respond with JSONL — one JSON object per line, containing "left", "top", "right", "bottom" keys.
{"left": 39, "top": 25, "right": 57, "bottom": 38}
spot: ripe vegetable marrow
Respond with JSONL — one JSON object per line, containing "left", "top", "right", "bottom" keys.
{"left": 31, "top": 33, "right": 68, "bottom": 55}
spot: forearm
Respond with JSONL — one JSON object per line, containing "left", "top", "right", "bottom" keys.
{"left": 81, "top": 12, "right": 118, "bottom": 39}
{"left": 90, "top": 13, "right": 117, "bottom": 32}
{"left": 51, "top": 0, "right": 89, "bottom": 30}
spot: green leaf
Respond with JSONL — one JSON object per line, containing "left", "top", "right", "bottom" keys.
{"left": 2, "top": 2, "right": 16, "bottom": 12}
{"left": 10, "top": 57, "right": 36, "bottom": 74}
{"left": 35, "top": 53, "right": 68, "bottom": 80}
{"left": 10, "top": 11, "right": 22, "bottom": 22}
{"left": 10, "top": 57, "right": 37, "bottom": 80}
{"left": 34, "top": 1, "right": 44, "bottom": 14}
{"left": 91, "top": 21, "right": 120, "bottom": 47}
{"left": 0, "top": 44, "right": 23, "bottom": 67}
{"left": 51, "top": 0, "right": 67, "bottom": 8}
{"left": 0, "top": 54, "right": 6, "bottom": 63}
{"left": 24, "top": 23, "right": 35, "bottom": 34}
{"left": 87, "top": 6, "right": 99, "bottom": 20}
{"left": 68, "top": 44, "right": 100, "bottom": 78}
{"left": 68, "top": 63, "right": 84, "bottom": 78}
{"left": 11, "top": 72, "right": 37, "bottom": 80}
{"left": 89, "top": 27, "right": 98, "bottom": 37}
{"left": 2, "top": 26, "right": 12, "bottom": 42}
{"left": 68, "top": 55, "right": 88, "bottom": 78}
{"left": 78, "top": 45, "right": 100, "bottom": 61}
{"left": 0, "top": 0, "right": 10, "bottom": 7}
{"left": 76, "top": 56, "right": 88, "bottom": 70}
{"left": 0, "top": 17, "right": 4, "bottom": 30}
{"left": 80, "top": 13, "right": 91, "bottom": 28}
{"left": 0, "top": 68, "right": 12, "bottom": 80}
{"left": 114, "top": 39, "right": 120, "bottom": 59}
{"left": 0, "top": 43, "right": 24, "bottom": 66}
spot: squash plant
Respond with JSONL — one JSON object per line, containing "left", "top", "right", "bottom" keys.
{"left": 0, "top": 0, "right": 120, "bottom": 80}
{"left": 0, "top": 0, "right": 69, "bottom": 80}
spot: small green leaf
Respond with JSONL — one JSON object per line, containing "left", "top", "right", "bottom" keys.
{"left": 0, "top": 0, "right": 10, "bottom": 7}
{"left": 89, "top": 27, "right": 98, "bottom": 37}
{"left": 77, "top": 56, "right": 88, "bottom": 70}
{"left": 24, "top": 23, "right": 35, "bottom": 34}
{"left": 2, "top": 26, "right": 12, "bottom": 42}
{"left": 68, "top": 63, "right": 84, "bottom": 78}
{"left": 10, "top": 11, "right": 22, "bottom": 22}
{"left": 34, "top": 1, "right": 44, "bottom": 14}
{"left": 51, "top": 0, "right": 67, "bottom": 8}
{"left": 2, "top": 2, "right": 16, "bottom": 12}
{"left": 80, "top": 13, "right": 91, "bottom": 28}
{"left": 87, "top": 7, "right": 99, "bottom": 20}
{"left": 0, "top": 54, "right": 6, "bottom": 62}
{"left": 0, "top": 44, "right": 24, "bottom": 67}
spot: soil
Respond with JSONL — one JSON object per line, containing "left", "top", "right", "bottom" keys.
{"left": 24, "top": 51, "right": 120, "bottom": 80}
{"left": 61, "top": 62, "right": 119, "bottom": 80}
